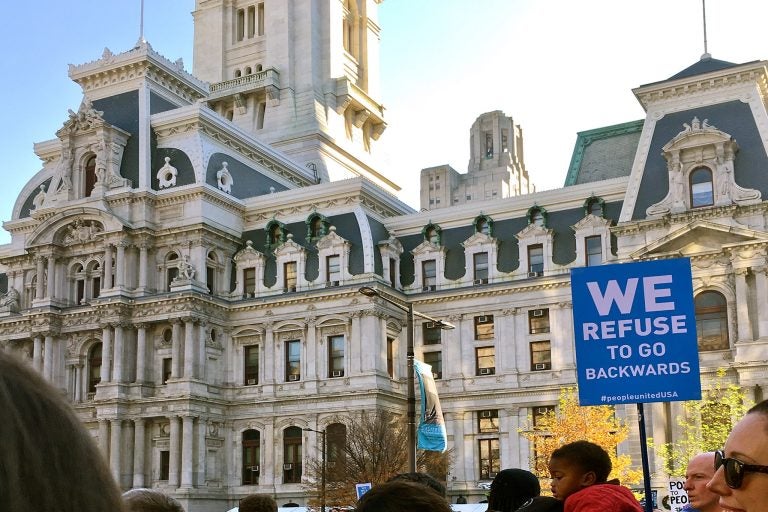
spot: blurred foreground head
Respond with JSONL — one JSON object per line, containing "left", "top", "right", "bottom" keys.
{"left": 0, "top": 350, "right": 125, "bottom": 512}
{"left": 355, "top": 480, "right": 451, "bottom": 512}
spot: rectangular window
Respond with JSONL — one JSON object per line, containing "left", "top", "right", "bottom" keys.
{"left": 162, "top": 357, "right": 172, "bottom": 384}
{"left": 286, "top": 340, "right": 301, "bottom": 381}
{"left": 476, "top": 346, "right": 495, "bottom": 376}
{"left": 422, "top": 322, "right": 442, "bottom": 345}
{"left": 531, "top": 341, "right": 552, "bottom": 371}
{"left": 76, "top": 280, "right": 85, "bottom": 305}
{"left": 479, "top": 438, "right": 500, "bottom": 480}
{"left": 160, "top": 450, "right": 170, "bottom": 480}
{"left": 585, "top": 235, "right": 602, "bottom": 267}
{"left": 326, "top": 255, "right": 341, "bottom": 285}
{"left": 284, "top": 261, "right": 297, "bottom": 292}
{"left": 244, "top": 345, "right": 259, "bottom": 385}
{"left": 528, "top": 308, "right": 550, "bottom": 334}
{"left": 236, "top": 8, "right": 245, "bottom": 41}
{"left": 387, "top": 337, "right": 395, "bottom": 378}
{"left": 247, "top": 6, "right": 256, "bottom": 38}
{"left": 423, "top": 350, "right": 442, "bottom": 380}
{"left": 92, "top": 277, "right": 101, "bottom": 299}
{"left": 473, "top": 252, "right": 489, "bottom": 283}
{"left": 389, "top": 257, "right": 397, "bottom": 287}
{"left": 257, "top": 3, "right": 265, "bottom": 36}
{"left": 478, "top": 409, "right": 499, "bottom": 433}
{"left": 244, "top": 268, "right": 256, "bottom": 296}
{"left": 528, "top": 244, "right": 544, "bottom": 274}
{"left": 533, "top": 405, "right": 555, "bottom": 426}
{"left": 422, "top": 260, "right": 436, "bottom": 290}
{"left": 474, "top": 315, "right": 495, "bottom": 340}
{"left": 206, "top": 266, "right": 215, "bottom": 295}
{"left": 328, "top": 335, "right": 345, "bottom": 377}
{"left": 532, "top": 406, "right": 555, "bottom": 475}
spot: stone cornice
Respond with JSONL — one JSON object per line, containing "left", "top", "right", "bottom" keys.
{"left": 612, "top": 203, "right": 768, "bottom": 236}
{"left": 632, "top": 60, "right": 768, "bottom": 111}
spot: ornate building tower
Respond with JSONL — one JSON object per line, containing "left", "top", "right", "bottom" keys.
{"left": 192, "top": 0, "right": 396, "bottom": 193}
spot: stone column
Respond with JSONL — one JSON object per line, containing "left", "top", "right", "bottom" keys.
{"left": 133, "top": 418, "right": 146, "bottom": 488}
{"left": 138, "top": 81, "right": 151, "bottom": 189}
{"left": 33, "top": 335, "right": 43, "bottom": 373}
{"left": 198, "top": 320, "right": 208, "bottom": 380}
{"left": 115, "top": 241, "right": 127, "bottom": 289}
{"left": 35, "top": 256, "right": 45, "bottom": 299}
{"left": 502, "top": 406, "right": 521, "bottom": 469}
{"left": 305, "top": 317, "right": 318, "bottom": 379}
{"left": 450, "top": 412, "right": 466, "bottom": 482}
{"left": 101, "top": 324, "right": 113, "bottom": 383}
{"left": 184, "top": 318, "right": 196, "bottom": 379}
{"left": 169, "top": 416, "right": 181, "bottom": 488}
{"left": 136, "top": 324, "right": 148, "bottom": 383}
{"left": 46, "top": 254, "right": 56, "bottom": 299}
{"left": 110, "top": 419, "right": 123, "bottom": 486}
{"left": 171, "top": 320, "right": 182, "bottom": 379}
{"left": 735, "top": 268, "right": 753, "bottom": 342}
{"left": 103, "top": 244, "right": 114, "bottom": 290}
{"left": 235, "top": 264, "right": 245, "bottom": 296}
{"left": 181, "top": 415, "right": 195, "bottom": 488}
{"left": 74, "top": 363, "right": 83, "bottom": 402}
{"left": 264, "top": 323, "right": 275, "bottom": 383}
{"left": 754, "top": 266, "right": 768, "bottom": 339}
{"left": 113, "top": 324, "right": 125, "bottom": 383}
{"left": 138, "top": 243, "right": 149, "bottom": 291}
{"left": 99, "top": 418, "right": 110, "bottom": 458}
{"left": 43, "top": 334, "right": 54, "bottom": 381}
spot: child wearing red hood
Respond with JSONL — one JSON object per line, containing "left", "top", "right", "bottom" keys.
{"left": 548, "top": 440, "right": 643, "bottom": 512}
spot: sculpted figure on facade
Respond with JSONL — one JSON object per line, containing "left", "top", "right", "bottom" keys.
{"left": 0, "top": 287, "right": 20, "bottom": 313}
{"left": 32, "top": 185, "right": 47, "bottom": 210}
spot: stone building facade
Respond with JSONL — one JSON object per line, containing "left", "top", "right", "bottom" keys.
{"left": 2, "top": 2, "right": 768, "bottom": 511}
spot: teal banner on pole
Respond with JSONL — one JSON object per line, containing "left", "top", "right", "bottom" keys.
{"left": 414, "top": 359, "right": 447, "bottom": 452}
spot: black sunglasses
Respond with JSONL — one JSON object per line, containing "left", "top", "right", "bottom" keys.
{"left": 714, "top": 449, "right": 768, "bottom": 489}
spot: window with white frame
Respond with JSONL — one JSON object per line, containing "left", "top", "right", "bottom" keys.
{"left": 478, "top": 409, "right": 499, "bottom": 433}
{"left": 476, "top": 346, "right": 495, "bottom": 375}
{"left": 585, "top": 236, "right": 602, "bottom": 266}
{"left": 328, "top": 335, "right": 345, "bottom": 377}
{"left": 422, "top": 260, "right": 436, "bottom": 290}
{"left": 474, "top": 252, "right": 489, "bottom": 283}
{"left": 530, "top": 341, "right": 551, "bottom": 371}
{"left": 423, "top": 350, "right": 442, "bottom": 379}
{"left": 528, "top": 308, "right": 550, "bottom": 334}
{"left": 474, "top": 315, "right": 494, "bottom": 340}
{"left": 244, "top": 345, "right": 259, "bottom": 385}
{"left": 285, "top": 340, "right": 301, "bottom": 381}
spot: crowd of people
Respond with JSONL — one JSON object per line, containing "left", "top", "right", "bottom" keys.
{"left": 0, "top": 349, "right": 766, "bottom": 512}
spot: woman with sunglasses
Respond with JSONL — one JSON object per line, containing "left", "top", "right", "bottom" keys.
{"left": 707, "top": 399, "right": 768, "bottom": 511}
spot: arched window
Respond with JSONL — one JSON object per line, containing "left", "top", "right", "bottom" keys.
{"left": 306, "top": 213, "right": 328, "bottom": 240}
{"left": 88, "top": 261, "right": 101, "bottom": 299}
{"left": 235, "top": 69, "right": 242, "bottom": 78}
{"left": 695, "top": 291, "right": 729, "bottom": 351}
{"left": 256, "top": 64, "right": 263, "bottom": 72}
{"left": 584, "top": 196, "right": 605, "bottom": 217}
{"left": 326, "top": 423, "right": 347, "bottom": 476}
{"left": 283, "top": 426, "right": 303, "bottom": 483}
{"left": 165, "top": 252, "right": 179, "bottom": 291}
{"left": 245, "top": 66, "right": 252, "bottom": 75}
{"left": 423, "top": 223, "right": 441, "bottom": 245}
{"left": 87, "top": 342, "right": 102, "bottom": 395}
{"left": 242, "top": 429, "right": 261, "bottom": 485}
{"left": 72, "top": 263, "right": 86, "bottom": 305}
{"left": 266, "top": 221, "right": 286, "bottom": 248}
{"left": 527, "top": 206, "right": 548, "bottom": 228}
{"left": 84, "top": 155, "right": 97, "bottom": 198}
{"left": 206, "top": 251, "right": 217, "bottom": 295}
{"left": 690, "top": 167, "right": 714, "bottom": 208}
{"left": 474, "top": 215, "right": 493, "bottom": 236}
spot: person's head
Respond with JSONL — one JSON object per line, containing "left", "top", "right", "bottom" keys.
{"left": 707, "top": 399, "right": 768, "bottom": 512}
{"left": 683, "top": 452, "right": 720, "bottom": 512}
{"left": 123, "top": 488, "right": 185, "bottom": 512}
{"left": 388, "top": 471, "right": 446, "bottom": 496}
{"left": 487, "top": 468, "right": 541, "bottom": 512}
{"left": 238, "top": 494, "right": 278, "bottom": 512}
{"left": 355, "top": 480, "right": 451, "bottom": 512}
{"left": 0, "top": 351, "right": 125, "bottom": 512}
{"left": 548, "top": 440, "right": 612, "bottom": 501}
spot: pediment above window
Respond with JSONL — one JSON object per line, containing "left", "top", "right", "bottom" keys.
{"left": 273, "top": 234, "right": 305, "bottom": 258}
{"left": 646, "top": 117, "right": 761, "bottom": 218}
{"left": 411, "top": 240, "right": 445, "bottom": 257}
{"left": 315, "top": 226, "right": 349, "bottom": 251}
{"left": 377, "top": 235, "right": 403, "bottom": 255}
{"left": 461, "top": 231, "right": 497, "bottom": 249}
{"left": 629, "top": 220, "right": 768, "bottom": 259}
{"left": 571, "top": 214, "right": 612, "bottom": 232}
{"left": 515, "top": 223, "right": 552, "bottom": 241}
{"left": 233, "top": 240, "right": 265, "bottom": 265}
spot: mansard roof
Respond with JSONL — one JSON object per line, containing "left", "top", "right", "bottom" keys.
{"left": 564, "top": 120, "right": 643, "bottom": 186}
{"left": 665, "top": 55, "right": 743, "bottom": 81}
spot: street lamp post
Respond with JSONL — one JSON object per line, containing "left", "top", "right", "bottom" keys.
{"left": 358, "top": 286, "right": 454, "bottom": 473}
{"left": 303, "top": 427, "right": 326, "bottom": 512}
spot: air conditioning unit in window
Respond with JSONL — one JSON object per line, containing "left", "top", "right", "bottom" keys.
{"left": 251, "top": 465, "right": 260, "bottom": 473}
{"left": 536, "top": 407, "right": 551, "bottom": 415}
{"left": 287, "top": 374, "right": 300, "bottom": 382}
{"left": 528, "top": 271, "right": 543, "bottom": 278}
{"left": 331, "top": 370, "right": 343, "bottom": 377}
{"left": 425, "top": 322, "right": 436, "bottom": 329}
{"left": 479, "top": 367, "right": 492, "bottom": 375}
{"left": 477, "top": 315, "right": 490, "bottom": 323}
{"left": 480, "top": 410, "right": 493, "bottom": 418}
{"left": 432, "top": 372, "right": 442, "bottom": 380}
{"left": 326, "top": 280, "right": 340, "bottom": 287}
{"left": 422, "top": 285, "right": 436, "bottom": 292}
{"left": 473, "top": 278, "right": 488, "bottom": 285}
{"left": 283, "top": 463, "right": 293, "bottom": 471}
{"left": 534, "top": 363, "right": 550, "bottom": 371}
{"left": 533, "top": 309, "right": 545, "bottom": 317}
{"left": 283, "top": 286, "right": 297, "bottom": 293}
{"left": 247, "top": 378, "right": 257, "bottom": 385}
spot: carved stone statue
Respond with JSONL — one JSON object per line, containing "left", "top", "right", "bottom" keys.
{"left": 32, "top": 185, "right": 47, "bottom": 210}
{"left": 0, "top": 287, "right": 20, "bottom": 313}
{"left": 178, "top": 256, "right": 196, "bottom": 280}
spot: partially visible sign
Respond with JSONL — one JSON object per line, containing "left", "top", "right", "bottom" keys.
{"left": 414, "top": 359, "right": 447, "bottom": 452}
{"left": 571, "top": 258, "right": 701, "bottom": 405}
{"left": 665, "top": 479, "right": 688, "bottom": 512}
{"left": 355, "top": 482, "right": 372, "bottom": 500}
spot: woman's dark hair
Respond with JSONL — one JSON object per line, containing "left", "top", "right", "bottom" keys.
{"left": 0, "top": 351, "right": 125, "bottom": 511}
{"left": 355, "top": 480, "right": 451, "bottom": 512}
{"left": 487, "top": 468, "right": 541, "bottom": 512}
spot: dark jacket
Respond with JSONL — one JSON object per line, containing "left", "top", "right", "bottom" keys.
{"left": 514, "top": 496, "right": 564, "bottom": 512}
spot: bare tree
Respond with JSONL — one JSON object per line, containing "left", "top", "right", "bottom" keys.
{"left": 304, "top": 410, "right": 452, "bottom": 507}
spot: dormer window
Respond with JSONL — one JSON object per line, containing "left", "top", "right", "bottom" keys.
{"left": 690, "top": 167, "right": 714, "bottom": 208}
{"left": 584, "top": 196, "right": 605, "bottom": 217}
{"left": 423, "top": 223, "right": 442, "bottom": 245}
{"left": 84, "top": 155, "right": 97, "bottom": 198}
{"left": 527, "top": 206, "right": 548, "bottom": 228}
{"left": 474, "top": 215, "right": 493, "bottom": 236}
{"left": 266, "top": 220, "right": 286, "bottom": 248}
{"left": 306, "top": 213, "right": 329, "bottom": 241}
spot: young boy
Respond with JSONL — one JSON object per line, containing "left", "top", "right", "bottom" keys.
{"left": 548, "top": 440, "right": 642, "bottom": 512}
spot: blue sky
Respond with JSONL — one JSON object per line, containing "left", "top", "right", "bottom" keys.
{"left": 3, "top": 1, "right": 768, "bottom": 245}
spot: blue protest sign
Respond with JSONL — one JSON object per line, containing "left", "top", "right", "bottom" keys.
{"left": 570, "top": 258, "right": 701, "bottom": 406}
